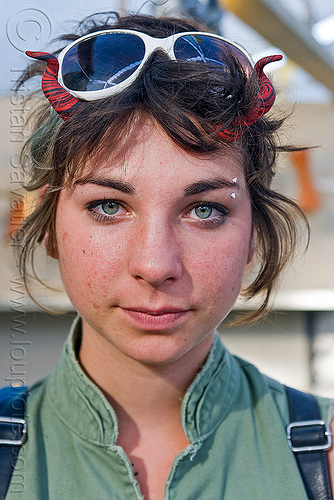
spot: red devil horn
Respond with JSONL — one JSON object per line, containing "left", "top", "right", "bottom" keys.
{"left": 26, "top": 51, "right": 82, "bottom": 121}
{"left": 218, "top": 54, "right": 283, "bottom": 142}
{"left": 254, "top": 54, "right": 283, "bottom": 117}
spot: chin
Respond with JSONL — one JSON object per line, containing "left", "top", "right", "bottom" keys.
{"left": 120, "top": 331, "right": 213, "bottom": 367}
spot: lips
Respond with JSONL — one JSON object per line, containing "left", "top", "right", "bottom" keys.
{"left": 125, "top": 307, "right": 188, "bottom": 315}
{"left": 120, "top": 306, "right": 190, "bottom": 330}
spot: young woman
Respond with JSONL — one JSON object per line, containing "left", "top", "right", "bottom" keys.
{"left": 4, "top": 12, "right": 334, "bottom": 500}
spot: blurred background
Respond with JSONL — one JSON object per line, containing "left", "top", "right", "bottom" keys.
{"left": 0, "top": 0, "right": 333, "bottom": 396}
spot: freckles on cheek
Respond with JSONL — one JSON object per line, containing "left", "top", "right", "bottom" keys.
{"left": 209, "top": 246, "right": 247, "bottom": 289}
{"left": 60, "top": 232, "right": 124, "bottom": 289}
{"left": 58, "top": 229, "right": 92, "bottom": 283}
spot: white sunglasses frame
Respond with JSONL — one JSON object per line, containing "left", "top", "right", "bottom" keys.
{"left": 57, "top": 29, "right": 253, "bottom": 101}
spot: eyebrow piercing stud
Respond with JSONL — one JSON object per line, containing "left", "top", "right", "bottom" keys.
{"left": 231, "top": 193, "right": 236, "bottom": 199}
{"left": 232, "top": 177, "right": 238, "bottom": 183}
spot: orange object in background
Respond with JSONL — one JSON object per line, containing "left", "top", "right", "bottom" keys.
{"left": 289, "top": 149, "right": 321, "bottom": 213}
{"left": 7, "top": 191, "right": 35, "bottom": 239}
{"left": 8, "top": 196, "right": 26, "bottom": 239}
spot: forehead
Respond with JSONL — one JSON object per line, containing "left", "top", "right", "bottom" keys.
{"left": 77, "top": 118, "right": 246, "bottom": 187}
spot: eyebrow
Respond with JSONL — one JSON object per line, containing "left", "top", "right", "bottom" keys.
{"left": 184, "top": 178, "right": 240, "bottom": 196}
{"left": 74, "top": 176, "right": 136, "bottom": 195}
{"left": 73, "top": 175, "right": 240, "bottom": 196}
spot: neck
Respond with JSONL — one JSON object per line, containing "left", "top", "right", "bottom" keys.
{"left": 78, "top": 322, "right": 214, "bottom": 428}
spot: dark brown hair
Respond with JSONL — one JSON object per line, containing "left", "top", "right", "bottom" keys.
{"left": 15, "top": 12, "right": 309, "bottom": 324}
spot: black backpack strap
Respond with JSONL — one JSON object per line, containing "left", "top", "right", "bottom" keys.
{"left": 285, "top": 385, "right": 333, "bottom": 500}
{"left": 0, "top": 387, "right": 28, "bottom": 500}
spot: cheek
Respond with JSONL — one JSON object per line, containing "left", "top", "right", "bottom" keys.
{"left": 56, "top": 218, "right": 126, "bottom": 300}
{"left": 187, "top": 229, "right": 251, "bottom": 299}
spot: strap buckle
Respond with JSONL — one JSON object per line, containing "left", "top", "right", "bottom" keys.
{"left": 0, "top": 417, "right": 27, "bottom": 445}
{"left": 287, "top": 419, "right": 332, "bottom": 453}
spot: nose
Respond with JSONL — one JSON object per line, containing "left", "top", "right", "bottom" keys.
{"left": 128, "top": 219, "right": 183, "bottom": 287}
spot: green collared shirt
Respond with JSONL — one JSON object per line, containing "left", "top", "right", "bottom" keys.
{"left": 6, "top": 317, "right": 334, "bottom": 499}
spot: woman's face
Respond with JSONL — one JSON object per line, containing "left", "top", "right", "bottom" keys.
{"left": 54, "top": 119, "right": 255, "bottom": 366}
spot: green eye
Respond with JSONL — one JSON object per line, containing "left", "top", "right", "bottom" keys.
{"left": 101, "top": 201, "right": 119, "bottom": 215}
{"left": 194, "top": 205, "right": 213, "bottom": 219}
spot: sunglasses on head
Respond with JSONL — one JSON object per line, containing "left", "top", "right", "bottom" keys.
{"left": 58, "top": 29, "right": 253, "bottom": 101}
{"left": 26, "top": 29, "right": 282, "bottom": 140}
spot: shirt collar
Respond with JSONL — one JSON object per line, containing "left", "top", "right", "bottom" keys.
{"left": 47, "top": 316, "right": 241, "bottom": 445}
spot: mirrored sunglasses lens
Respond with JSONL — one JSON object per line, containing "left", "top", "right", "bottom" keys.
{"left": 61, "top": 33, "right": 146, "bottom": 91}
{"left": 174, "top": 34, "right": 243, "bottom": 66}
